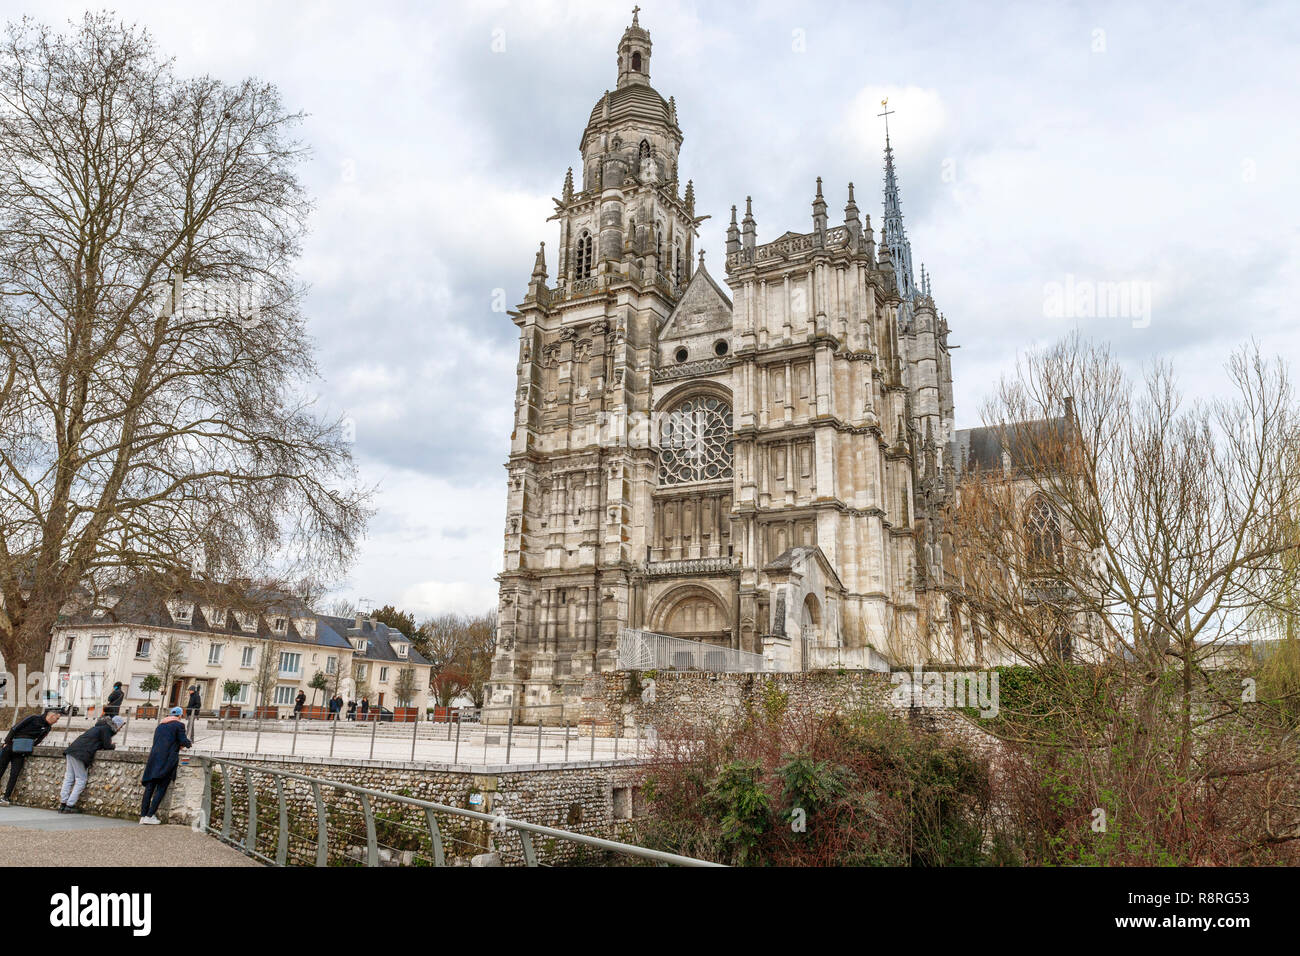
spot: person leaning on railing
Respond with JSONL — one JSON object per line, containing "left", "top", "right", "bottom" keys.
{"left": 139, "top": 707, "right": 192, "bottom": 825}
{"left": 0, "top": 707, "right": 63, "bottom": 805}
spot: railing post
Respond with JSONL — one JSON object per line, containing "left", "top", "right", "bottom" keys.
{"left": 369, "top": 716, "right": 378, "bottom": 759}
{"left": 590, "top": 722, "right": 595, "bottom": 761}
{"left": 423, "top": 808, "right": 446, "bottom": 867}
{"left": 291, "top": 712, "right": 300, "bottom": 756}
{"left": 454, "top": 713, "right": 461, "bottom": 764}
{"left": 564, "top": 720, "right": 570, "bottom": 762}
{"left": 311, "top": 780, "right": 328, "bottom": 867}
{"left": 536, "top": 719, "right": 542, "bottom": 763}
{"left": 243, "top": 767, "right": 258, "bottom": 853}
{"left": 359, "top": 792, "right": 378, "bottom": 867}
{"left": 254, "top": 713, "right": 262, "bottom": 754}
{"left": 505, "top": 714, "right": 514, "bottom": 764}
{"left": 518, "top": 827, "right": 538, "bottom": 867}
{"left": 219, "top": 713, "right": 227, "bottom": 752}
{"left": 410, "top": 710, "right": 419, "bottom": 761}
{"left": 274, "top": 774, "right": 289, "bottom": 866}
{"left": 220, "top": 761, "right": 233, "bottom": 838}
{"left": 200, "top": 761, "right": 212, "bottom": 833}
{"left": 329, "top": 712, "right": 338, "bottom": 757}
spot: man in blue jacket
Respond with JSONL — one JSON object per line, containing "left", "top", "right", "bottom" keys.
{"left": 139, "top": 707, "right": 192, "bottom": 825}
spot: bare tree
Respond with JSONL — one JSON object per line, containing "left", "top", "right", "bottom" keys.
{"left": 0, "top": 15, "right": 369, "bottom": 704}
{"left": 251, "top": 641, "right": 279, "bottom": 715}
{"left": 151, "top": 632, "right": 188, "bottom": 709}
{"left": 949, "top": 334, "right": 1300, "bottom": 859}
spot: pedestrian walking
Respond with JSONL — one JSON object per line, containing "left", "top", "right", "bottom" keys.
{"left": 0, "top": 708, "right": 62, "bottom": 805}
{"left": 139, "top": 707, "right": 192, "bottom": 825}
{"left": 59, "top": 715, "right": 125, "bottom": 813}
{"left": 184, "top": 685, "right": 202, "bottom": 717}
{"left": 103, "top": 681, "right": 124, "bottom": 717}
{"left": 346, "top": 699, "right": 356, "bottom": 721}
{"left": 294, "top": 689, "right": 306, "bottom": 719}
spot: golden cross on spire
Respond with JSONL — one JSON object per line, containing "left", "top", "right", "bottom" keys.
{"left": 877, "top": 97, "right": 894, "bottom": 141}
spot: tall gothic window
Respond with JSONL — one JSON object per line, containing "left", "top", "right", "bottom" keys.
{"left": 574, "top": 230, "right": 593, "bottom": 280}
{"left": 658, "top": 394, "right": 734, "bottom": 485}
{"left": 1025, "top": 493, "right": 1063, "bottom": 565}
{"left": 631, "top": 51, "right": 642, "bottom": 72}
{"left": 674, "top": 242, "right": 684, "bottom": 285}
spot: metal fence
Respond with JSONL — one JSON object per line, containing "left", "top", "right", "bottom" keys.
{"left": 197, "top": 756, "right": 721, "bottom": 867}
{"left": 617, "top": 628, "right": 766, "bottom": 673}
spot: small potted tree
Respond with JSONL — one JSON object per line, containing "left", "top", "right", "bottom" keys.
{"left": 307, "top": 670, "right": 329, "bottom": 718}
{"left": 220, "top": 679, "right": 244, "bottom": 719}
{"left": 137, "top": 674, "right": 161, "bottom": 718}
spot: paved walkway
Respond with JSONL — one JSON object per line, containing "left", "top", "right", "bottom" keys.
{"left": 0, "top": 806, "right": 260, "bottom": 867}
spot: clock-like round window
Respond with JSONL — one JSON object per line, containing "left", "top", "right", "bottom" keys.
{"left": 658, "top": 395, "right": 734, "bottom": 484}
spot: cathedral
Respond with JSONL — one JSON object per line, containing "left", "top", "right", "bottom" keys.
{"left": 487, "top": 12, "right": 967, "bottom": 720}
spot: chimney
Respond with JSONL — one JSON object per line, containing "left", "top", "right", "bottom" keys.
{"left": 354, "top": 610, "right": 363, "bottom": 630}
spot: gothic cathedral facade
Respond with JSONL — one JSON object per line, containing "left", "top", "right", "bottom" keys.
{"left": 488, "top": 14, "right": 961, "bottom": 720}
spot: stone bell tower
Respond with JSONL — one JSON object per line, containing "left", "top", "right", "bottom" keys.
{"left": 488, "top": 11, "right": 704, "bottom": 721}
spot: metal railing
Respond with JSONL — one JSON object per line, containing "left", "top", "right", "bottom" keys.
{"left": 197, "top": 756, "right": 721, "bottom": 868}
{"left": 46, "top": 703, "right": 656, "bottom": 767}
{"left": 618, "top": 628, "right": 766, "bottom": 673}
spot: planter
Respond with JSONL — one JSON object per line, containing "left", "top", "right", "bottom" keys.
{"left": 218, "top": 705, "right": 243, "bottom": 719}
{"left": 254, "top": 705, "right": 279, "bottom": 719}
{"left": 393, "top": 707, "right": 419, "bottom": 723}
{"left": 136, "top": 704, "right": 159, "bottom": 719}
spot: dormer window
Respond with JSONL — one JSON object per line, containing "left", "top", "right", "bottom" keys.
{"left": 272, "top": 617, "right": 287, "bottom": 633}
{"left": 168, "top": 601, "right": 193, "bottom": 624}
{"left": 396, "top": 643, "right": 408, "bottom": 658}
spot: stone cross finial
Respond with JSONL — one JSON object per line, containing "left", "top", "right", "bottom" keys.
{"left": 631, "top": 5, "right": 640, "bottom": 26}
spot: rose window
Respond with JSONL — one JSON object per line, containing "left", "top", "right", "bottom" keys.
{"left": 658, "top": 395, "right": 733, "bottom": 484}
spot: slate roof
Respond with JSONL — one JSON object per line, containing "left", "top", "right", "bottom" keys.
{"left": 953, "top": 415, "right": 1072, "bottom": 475}
{"left": 316, "top": 615, "right": 433, "bottom": 667}
{"left": 59, "top": 582, "right": 360, "bottom": 653}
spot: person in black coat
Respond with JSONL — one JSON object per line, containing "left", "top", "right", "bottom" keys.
{"left": 60, "top": 715, "right": 124, "bottom": 813}
{"left": 346, "top": 699, "right": 357, "bottom": 721}
{"left": 139, "top": 708, "right": 193, "bottom": 825}
{"left": 294, "top": 690, "right": 306, "bottom": 718}
{"left": 184, "top": 686, "right": 202, "bottom": 717}
{"left": 103, "top": 682, "right": 125, "bottom": 717}
{"left": 0, "top": 709, "right": 62, "bottom": 805}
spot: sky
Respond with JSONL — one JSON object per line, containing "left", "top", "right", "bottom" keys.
{"left": 6, "top": 0, "right": 1298, "bottom": 620}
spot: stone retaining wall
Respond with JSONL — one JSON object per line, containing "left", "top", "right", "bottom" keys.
{"left": 7, "top": 748, "right": 647, "bottom": 866}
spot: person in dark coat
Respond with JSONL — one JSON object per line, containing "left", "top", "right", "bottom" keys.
{"left": 293, "top": 690, "right": 306, "bottom": 718}
{"left": 103, "top": 682, "right": 124, "bottom": 717}
{"left": 184, "top": 686, "right": 202, "bottom": 717}
{"left": 359, "top": 697, "right": 370, "bottom": 720}
{"left": 346, "top": 699, "right": 357, "bottom": 721}
{"left": 60, "top": 715, "right": 124, "bottom": 813}
{"left": 0, "top": 708, "right": 61, "bottom": 805}
{"left": 139, "top": 707, "right": 192, "bottom": 825}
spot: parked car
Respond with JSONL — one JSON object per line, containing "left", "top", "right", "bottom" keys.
{"left": 41, "top": 690, "right": 79, "bottom": 716}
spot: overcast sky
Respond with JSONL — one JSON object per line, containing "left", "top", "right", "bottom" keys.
{"left": 8, "top": 0, "right": 1298, "bottom": 620}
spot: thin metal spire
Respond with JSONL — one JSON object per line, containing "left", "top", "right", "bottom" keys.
{"left": 878, "top": 97, "right": 917, "bottom": 325}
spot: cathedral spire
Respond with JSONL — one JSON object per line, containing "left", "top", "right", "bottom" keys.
{"left": 878, "top": 97, "right": 917, "bottom": 316}
{"left": 726, "top": 204, "right": 740, "bottom": 254}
